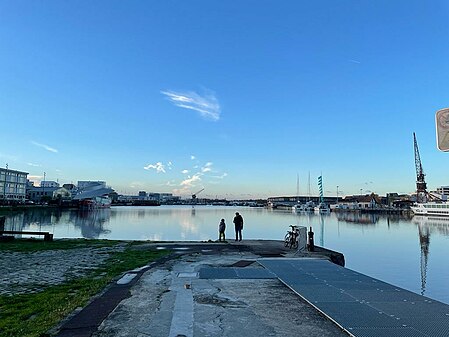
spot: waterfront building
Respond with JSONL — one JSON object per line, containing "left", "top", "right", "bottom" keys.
{"left": 138, "top": 191, "right": 147, "bottom": 200}
{"left": 437, "top": 186, "right": 449, "bottom": 195}
{"left": 53, "top": 187, "right": 72, "bottom": 200}
{"left": 26, "top": 185, "right": 59, "bottom": 203}
{"left": 267, "top": 196, "right": 336, "bottom": 208}
{"left": 41, "top": 180, "right": 60, "bottom": 188}
{"left": 0, "top": 167, "right": 28, "bottom": 203}
{"left": 340, "top": 193, "right": 383, "bottom": 210}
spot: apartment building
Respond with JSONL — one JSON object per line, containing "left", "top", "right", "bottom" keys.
{"left": 0, "top": 167, "right": 28, "bottom": 203}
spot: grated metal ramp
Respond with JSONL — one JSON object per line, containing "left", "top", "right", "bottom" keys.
{"left": 258, "top": 258, "right": 449, "bottom": 337}
{"left": 198, "top": 267, "right": 276, "bottom": 279}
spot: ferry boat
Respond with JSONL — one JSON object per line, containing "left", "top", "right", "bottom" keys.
{"left": 410, "top": 202, "right": 449, "bottom": 217}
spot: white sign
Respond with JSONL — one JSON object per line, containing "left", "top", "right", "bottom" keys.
{"left": 436, "top": 108, "right": 449, "bottom": 152}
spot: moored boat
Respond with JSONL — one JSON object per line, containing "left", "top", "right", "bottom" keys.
{"left": 411, "top": 202, "right": 449, "bottom": 217}
{"left": 314, "top": 202, "right": 330, "bottom": 213}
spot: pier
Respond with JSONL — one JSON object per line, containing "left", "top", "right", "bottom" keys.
{"left": 55, "top": 240, "right": 449, "bottom": 336}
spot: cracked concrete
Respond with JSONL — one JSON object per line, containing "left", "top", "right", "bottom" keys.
{"left": 91, "top": 246, "right": 348, "bottom": 337}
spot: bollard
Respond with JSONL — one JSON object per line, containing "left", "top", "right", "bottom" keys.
{"left": 308, "top": 226, "right": 314, "bottom": 252}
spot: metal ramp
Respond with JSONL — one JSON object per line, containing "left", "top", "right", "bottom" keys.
{"left": 258, "top": 258, "right": 449, "bottom": 337}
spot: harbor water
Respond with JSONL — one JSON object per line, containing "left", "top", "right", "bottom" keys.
{"left": 2, "top": 205, "right": 449, "bottom": 305}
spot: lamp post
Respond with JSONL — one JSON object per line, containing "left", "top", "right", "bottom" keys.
{"left": 42, "top": 172, "right": 46, "bottom": 203}
{"left": 3, "top": 163, "right": 8, "bottom": 204}
{"left": 336, "top": 185, "right": 339, "bottom": 204}
{"left": 360, "top": 188, "right": 363, "bottom": 196}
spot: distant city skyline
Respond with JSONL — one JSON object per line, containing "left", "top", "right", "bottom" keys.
{"left": 1, "top": 1, "right": 448, "bottom": 199}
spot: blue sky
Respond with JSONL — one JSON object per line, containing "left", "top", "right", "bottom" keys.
{"left": 1, "top": 1, "right": 448, "bottom": 199}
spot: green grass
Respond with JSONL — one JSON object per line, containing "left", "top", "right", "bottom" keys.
{"left": 0, "top": 240, "right": 170, "bottom": 337}
{"left": 0, "top": 238, "right": 121, "bottom": 252}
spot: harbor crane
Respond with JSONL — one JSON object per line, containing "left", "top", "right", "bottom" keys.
{"left": 192, "top": 188, "right": 204, "bottom": 200}
{"left": 413, "top": 132, "right": 428, "bottom": 203}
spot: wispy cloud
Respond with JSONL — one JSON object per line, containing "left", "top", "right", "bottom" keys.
{"left": 144, "top": 162, "right": 166, "bottom": 173}
{"left": 27, "top": 162, "right": 41, "bottom": 167}
{"left": 190, "top": 155, "right": 196, "bottom": 160}
{"left": 349, "top": 59, "right": 361, "bottom": 64}
{"left": 201, "top": 162, "right": 213, "bottom": 173}
{"left": 31, "top": 141, "right": 58, "bottom": 153}
{"left": 212, "top": 172, "right": 228, "bottom": 179}
{"left": 165, "top": 180, "right": 177, "bottom": 187}
{"left": 180, "top": 173, "right": 202, "bottom": 187}
{"left": 182, "top": 169, "right": 189, "bottom": 174}
{"left": 161, "top": 90, "right": 221, "bottom": 121}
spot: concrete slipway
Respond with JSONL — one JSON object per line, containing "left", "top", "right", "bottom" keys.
{"left": 55, "top": 240, "right": 449, "bottom": 337}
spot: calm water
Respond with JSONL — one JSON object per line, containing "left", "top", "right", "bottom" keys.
{"left": 3, "top": 205, "right": 449, "bottom": 304}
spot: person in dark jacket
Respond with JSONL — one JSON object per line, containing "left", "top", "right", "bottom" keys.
{"left": 218, "top": 218, "right": 226, "bottom": 242}
{"left": 233, "top": 212, "right": 244, "bottom": 241}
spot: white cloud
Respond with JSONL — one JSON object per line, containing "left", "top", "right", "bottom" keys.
{"left": 212, "top": 173, "right": 228, "bottom": 179}
{"left": 144, "top": 162, "right": 166, "bottom": 173}
{"left": 27, "top": 163, "right": 41, "bottom": 167}
{"left": 28, "top": 175, "right": 43, "bottom": 181}
{"left": 165, "top": 180, "right": 177, "bottom": 187}
{"left": 31, "top": 141, "right": 58, "bottom": 153}
{"left": 161, "top": 90, "right": 221, "bottom": 121}
{"left": 201, "top": 162, "right": 213, "bottom": 173}
{"left": 349, "top": 59, "right": 361, "bottom": 64}
{"left": 190, "top": 155, "right": 196, "bottom": 160}
{"left": 180, "top": 174, "right": 202, "bottom": 187}
{"left": 182, "top": 169, "right": 189, "bottom": 174}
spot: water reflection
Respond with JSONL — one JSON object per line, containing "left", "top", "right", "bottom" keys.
{"left": 3, "top": 208, "right": 111, "bottom": 239}
{"left": 411, "top": 216, "right": 449, "bottom": 296}
{"left": 335, "top": 212, "right": 380, "bottom": 225}
{"left": 74, "top": 210, "right": 111, "bottom": 238}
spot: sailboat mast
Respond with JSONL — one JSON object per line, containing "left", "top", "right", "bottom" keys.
{"left": 296, "top": 174, "right": 299, "bottom": 199}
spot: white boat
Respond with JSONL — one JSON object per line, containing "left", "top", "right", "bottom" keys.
{"left": 292, "top": 204, "right": 303, "bottom": 213}
{"left": 303, "top": 201, "right": 315, "bottom": 212}
{"left": 314, "top": 202, "right": 330, "bottom": 213}
{"left": 411, "top": 202, "right": 449, "bottom": 217}
{"left": 292, "top": 201, "right": 315, "bottom": 213}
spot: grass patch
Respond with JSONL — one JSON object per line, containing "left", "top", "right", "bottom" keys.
{"left": 0, "top": 241, "right": 170, "bottom": 337}
{"left": 0, "top": 238, "right": 121, "bottom": 253}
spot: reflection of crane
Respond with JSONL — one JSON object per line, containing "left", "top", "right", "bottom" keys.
{"left": 192, "top": 188, "right": 204, "bottom": 200}
{"left": 413, "top": 132, "right": 428, "bottom": 203}
{"left": 418, "top": 222, "right": 430, "bottom": 296}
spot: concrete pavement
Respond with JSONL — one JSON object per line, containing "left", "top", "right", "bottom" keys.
{"left": 56, "top": 240, "right": 349, "bottom": 337}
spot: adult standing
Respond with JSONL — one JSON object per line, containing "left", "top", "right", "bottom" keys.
{"left": 233, "top": 212, "right": 244, "bottom": 241}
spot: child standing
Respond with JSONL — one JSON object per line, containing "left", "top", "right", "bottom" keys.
{"left": 218, "top": 218, "right": 226, "bottom": 242}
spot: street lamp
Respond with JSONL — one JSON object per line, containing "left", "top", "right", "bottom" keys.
{"left": 3, "top": 163, "right": 8, "bottom": 204}
{"left": 360, "top": 188, "right": 363, "bottom": 196}
{"left": 336, "top": 185, "right": 339, "bottom": 204}
{"left": 42, "top": 172, "right": 46, "bottom": 203}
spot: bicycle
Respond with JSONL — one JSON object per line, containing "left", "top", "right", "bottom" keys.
{"left": 284, "top": 225, "right": 299, "bottom": 249}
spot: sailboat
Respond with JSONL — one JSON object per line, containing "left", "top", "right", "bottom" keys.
{"left": 303, "top": 172, "right": 315, "bottom": 212}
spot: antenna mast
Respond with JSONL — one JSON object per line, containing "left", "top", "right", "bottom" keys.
{"left": 413, "top": 133, "right": 427, "bottom": 203}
